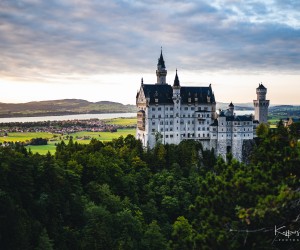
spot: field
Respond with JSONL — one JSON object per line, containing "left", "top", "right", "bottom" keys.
{"left": 0, "top": 129, "right": 136, "bottom": 155}
{"left": 104, "top": 117, "right": 136, "bottom": 126}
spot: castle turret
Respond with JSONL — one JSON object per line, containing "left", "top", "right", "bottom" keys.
{"left": 253, "top": 83, "right": 270, "bottom": 123}
{"left": 228, "top": 102, "right": 234, "bottom": 116}
{"left": 172, "top": 70, "right": 181, "bottom": 144}
{"left": 156, "top": 48, "right": 167, "bottom": 84}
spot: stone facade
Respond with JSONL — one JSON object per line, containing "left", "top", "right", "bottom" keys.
{"left": 136, "top": 50, "right": 269, "bottom": 162}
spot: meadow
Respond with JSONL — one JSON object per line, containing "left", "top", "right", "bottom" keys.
{"left": 0, "top": 116, "right": 136, "bottom": 155}
{"left": 103, "top": 117, "right": 136, "bottom": 126}
{"left": 25, "top": 129, "right": 135, "bottom": 154}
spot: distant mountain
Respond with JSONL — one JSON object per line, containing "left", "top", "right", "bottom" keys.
{"left": 0, "top": 99, "right": 136, "bottom": 118}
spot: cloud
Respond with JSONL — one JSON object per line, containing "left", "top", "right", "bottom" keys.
{"left": 0, "top": 0, "right": 299, "bottom": 83}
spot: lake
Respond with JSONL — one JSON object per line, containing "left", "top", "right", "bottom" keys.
{"left": 0, "top": 110, "right": 254, "bottom": 123}
{"left": 0, "top": 113, "right": 137, "bottom": 123}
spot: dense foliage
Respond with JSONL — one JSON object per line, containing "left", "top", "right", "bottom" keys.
{"left": 0, "top": 122, "right": 299, "bottom": 249}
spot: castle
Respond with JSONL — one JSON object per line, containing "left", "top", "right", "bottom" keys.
{"left": 136, "top": 50, "right": 270, "bottom": 161}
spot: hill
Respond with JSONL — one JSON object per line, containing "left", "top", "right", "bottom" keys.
{"left": 0, "top": 99, "right": 136, "bottom": 118}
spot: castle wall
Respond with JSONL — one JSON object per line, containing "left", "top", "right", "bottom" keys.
{"left": 232, "top": 138, "right": 243, "bottom": 162}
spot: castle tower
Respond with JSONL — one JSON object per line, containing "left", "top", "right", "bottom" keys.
{"left": 228, "top": 102, "right": 234, "bottom": 116}
{"left": 253, "top": 83, "right": 270, "bottom": 123}
{"left": 172, "top": 70, "right": 181, "bottom": 144}
{"left": 156, "top": 48, "right": 167, "bottom": 84}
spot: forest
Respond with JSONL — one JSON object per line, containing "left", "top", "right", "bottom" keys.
{"left": 0, "top": 122, "right": 299, "bottom": 250}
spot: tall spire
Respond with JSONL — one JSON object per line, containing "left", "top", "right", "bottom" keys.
{"left": 173, "top": 69, "right": 180, "bottom": 88}
{"left": 158, "top": 47, "right": 166, "bottom": 69}
{"left": 156, "top": 47, "right": 167, "bottom": 84}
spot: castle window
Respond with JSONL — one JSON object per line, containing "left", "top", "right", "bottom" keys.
{"left": 185, "top": 107, "right": 188, "bottom": 110}
{"left": 166, "top": 114, "right": 168, "bottom": 118}
{"left": 152, "top": 107, "right": 155, "bottom": 111}
{"left": 170, "top": 115, "right": 173, "bottom": 118}
{"left": 198, "top": 107, "right": 201, "bottom": 111}
{"left": 160, "top": 121, "right": 163, "bottom": 125}
{"left": 192, "top": 121, "right": 194, "bottom": 124}
{"left": 158, "top": 115, "right": 161, "bottom": 118}
{"left": 152, "top": 115, "right": 155, "bottom": 118}
{"left": 191, "top": 107, "right": 195, "bottom": 110}
{"left": 188, "top": 114, "right": 190, "bottom": 118}
{"left": 166, "top": 121, "right": 168, "bottom": 125}
{"left": 152, "top": 129, "right": 155, "bottom": 132}
{"left": 204, "top": 107, "right": 208, "bottom": 111}
{"left": 158, "top": 107, "right": 161, "bottom": 111}
{"left": 170, "top": 107, "right": 173, "bottom": 111}
{"left": 207, "top": 127, "right": 209, "bottom": 131}
{"left": 170, "top": 121, "right": 173, "bottom": 125}
{"left": 166, "top": 128, "right": 168, "bottom": 131}
{"left": 166, "top": 107, "right": 168, "bottom": 111}
{"left": 183, "top": 115, "right": 185, "bottom": 117}
{"left": 166, "top": 135, "right": 169, "bottom": 138}
{"left": 207, "top": 114, "right": 209, "bottom": 117}
{"left": 170, "top": 135, "right": 173, "bottom": 138}
{"left": 170, "top": 128, "right": 173, "bottom": 131}
{"left": 152, "top": 121, "right": 155, "bottom": 125}
{"left": 198, "top": 114, "right": 200, "bottom": 117}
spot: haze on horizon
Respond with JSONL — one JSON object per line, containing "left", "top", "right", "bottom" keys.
{"left": 0, "top": 0, "right": 299, "bottom": 105}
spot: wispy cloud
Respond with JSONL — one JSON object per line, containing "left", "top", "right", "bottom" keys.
{"left": 0, "top": 0, "right": 299, "bottom": 83}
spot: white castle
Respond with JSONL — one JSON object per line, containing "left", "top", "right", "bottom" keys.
{"left": 136, "top": 50, "right": 269, "bottom": 161}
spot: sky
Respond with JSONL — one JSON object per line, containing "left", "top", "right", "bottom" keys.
{"left": 0, "top": 0, "right": 299, "bottom": 105}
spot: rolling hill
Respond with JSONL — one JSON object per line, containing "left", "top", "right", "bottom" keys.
{"left": 0, "top": 99, "right": 136, "bottom": 118}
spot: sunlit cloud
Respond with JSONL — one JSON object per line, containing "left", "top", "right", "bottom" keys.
{"left": 0, "top": 0, "right": 299, "bottom": 104}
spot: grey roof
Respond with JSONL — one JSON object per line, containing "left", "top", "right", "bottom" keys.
{"left": 233, "top": 115, "right": 253, "bottom": 122}
{"left": 180, "top": 85, "right": 215, "bottom": 104}
{"left": 141, "top": 83, "right": 216, "bottom": 105}
{"left": 173, "top": 70, "right": 180, "bottom": 87}
{"left": 224, "top": 115, "right": 252, "bottom": 122}
{"left": 158, "top": 50, "right": 166, "bottom": 68}
{"left": 142, "top": 84, "right": 173, "bottom": 104}
{"left": 257, "top": 83, "right": 266, "bottom": 89}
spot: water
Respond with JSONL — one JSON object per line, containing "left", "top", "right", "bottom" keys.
{"left": 0, "top": 113, "right": 136, "bottom": 123}
{"left": 234, "top": 110, "right": 254, "bottom": 116}
{"left": 0, "top": 110, "right": 254, "bottom": 123}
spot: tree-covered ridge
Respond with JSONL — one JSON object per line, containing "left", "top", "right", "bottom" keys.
{"left": 0, "top": 99, "right": 136, "bottom": 118}
{"left": 0, "top": 123, "right": 299, "bottom": 249}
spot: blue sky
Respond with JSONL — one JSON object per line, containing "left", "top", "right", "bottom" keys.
{"left": 0, "top": 0, "right": 299, "bottom": 104}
